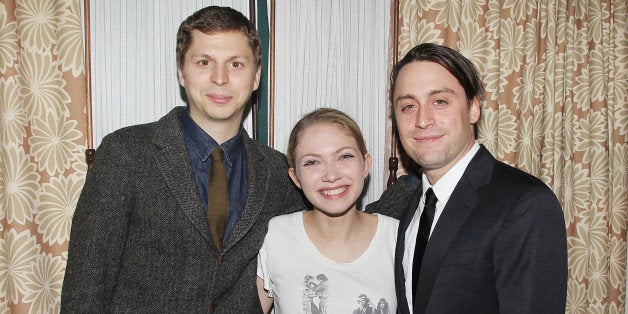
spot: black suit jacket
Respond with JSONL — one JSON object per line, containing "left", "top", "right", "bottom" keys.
{"left": 367, "top": 145, "right": 567, "bottom": 314}
{"left": 61, "top": 107, "right": 308, "bottom": 313}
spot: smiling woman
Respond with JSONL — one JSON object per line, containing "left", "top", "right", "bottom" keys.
{"left": 256, "top": 108, "right": 399, "bottom": 313}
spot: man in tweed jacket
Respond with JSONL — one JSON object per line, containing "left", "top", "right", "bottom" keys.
{"left": 61, "top": 7, "right": 307, "bottom": 313}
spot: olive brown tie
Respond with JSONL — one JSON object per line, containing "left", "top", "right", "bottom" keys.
{"left": 207, "top": 147, "right": 228, "bottom": 250}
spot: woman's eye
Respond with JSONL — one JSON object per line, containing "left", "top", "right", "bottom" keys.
{"left": 303, "top": 160, "right": 317, "bottom": 166}
{"left": 340, "top": 153, "right": 355, "bottom": 160}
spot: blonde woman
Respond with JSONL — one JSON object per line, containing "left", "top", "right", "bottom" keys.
{"left": 257, "top": 108, "right": 398, "bottom": 313}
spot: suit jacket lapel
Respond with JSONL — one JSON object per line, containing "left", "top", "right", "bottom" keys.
{"left": 414, "top": 146, "right": 495, "bottom": 313}
{"left": 153, "top": 108, "right": 213, "bottom": 245}
{"left": 413, "top": 179, "right": 479, "bottom": 312}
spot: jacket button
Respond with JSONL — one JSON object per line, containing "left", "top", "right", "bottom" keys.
{"left": 209, "top": 303, "right": 216, "bottom": 313}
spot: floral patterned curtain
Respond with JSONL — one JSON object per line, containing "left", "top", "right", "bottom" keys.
{"left": 0, "top": 0, "right": 87, "bottom": 312}
{"left": 392, "top": 0, "right": 627, "bottom": 313}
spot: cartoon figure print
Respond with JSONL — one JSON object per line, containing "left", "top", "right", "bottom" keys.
{"left": 302, "top": 274, "right": 329, "bottom": 313}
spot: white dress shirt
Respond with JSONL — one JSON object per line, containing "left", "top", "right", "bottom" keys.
{"left": 403, "top": 141, "right": 480, "bottom": 312}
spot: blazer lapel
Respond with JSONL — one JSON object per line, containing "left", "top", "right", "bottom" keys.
{"left": 153, "top": 108, "right": 213, "bottom": 245}
{"left": 156, "top": 146, "right": 212, "bottom": 244}
{"left": 414, "top": 146, "right": 494, "bottom": 313}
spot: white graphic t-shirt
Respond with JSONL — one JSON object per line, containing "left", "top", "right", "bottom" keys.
{"left": 257, "top": 212, "right": 398, "bottom": 313}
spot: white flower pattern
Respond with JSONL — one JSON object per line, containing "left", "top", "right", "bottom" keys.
{"left": 1, "top": 1, "right": 85, "bottom": 311}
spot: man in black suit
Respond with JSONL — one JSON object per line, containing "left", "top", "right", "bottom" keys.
{"left": 367, "top": 43, "right": 567, "bottom": 313}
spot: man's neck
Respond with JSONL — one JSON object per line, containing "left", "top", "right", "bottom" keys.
{"left": 197, "top": 119, "right": 242, "bottom": 144}
{"left": 424, "top": 141, "right": 477, "bottom": 184}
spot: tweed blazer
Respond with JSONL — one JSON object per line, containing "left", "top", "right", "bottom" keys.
{"left": 61, "top": 107, "right": 308, "bottom": 313}
{"left": 367, "top": 145, "right": 567, "bottom": 314}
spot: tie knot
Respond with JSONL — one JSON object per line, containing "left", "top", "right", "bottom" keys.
{"left": 211, "top": 147, "right": 224, "bottom": 161}
{"left": 425, "top": 188, "right": 438, "bottom": 208}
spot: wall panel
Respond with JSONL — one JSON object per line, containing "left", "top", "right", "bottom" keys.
{"left": 273, "top": 0, "right": 391, "bottom": 208}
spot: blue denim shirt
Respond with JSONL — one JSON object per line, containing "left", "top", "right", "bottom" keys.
{"left": 179, "top": 109, "right": 248, "bottom": 246}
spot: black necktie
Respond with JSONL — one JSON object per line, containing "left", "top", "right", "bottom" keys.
{"left": 412, "top": 188, "right": 437, "bottom": 297}
{"left": 207, "top": 147, "right": 229, "bottom": 250}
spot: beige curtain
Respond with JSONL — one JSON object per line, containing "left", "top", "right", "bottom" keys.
{"left": 393, "top": 0, "right": 627, "bottom": 313}
{"left": 0, "top": 0, "right": 87, "bottom": 312}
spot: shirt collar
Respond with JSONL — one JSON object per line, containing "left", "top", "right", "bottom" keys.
{"left": 179, "top": 107, "right": 245, "bottom": 167}
{"left": 220, "top": 130, "right": 245, "bottom": 167}
{"left": 422, "top": 141, "right": 480, "bottom": 203}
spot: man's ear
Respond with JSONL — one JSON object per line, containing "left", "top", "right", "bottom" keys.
{"left": 253, "top": 66, "right": 261, "bottom": 91}
{"left": 177, "top": 68, "right": 186, "bottom": 87}
{"left": 469, "top": 96, "right": 481, "bottom": 124}
{"left": 288, "top": 168, "right": 301, "bottom": 189}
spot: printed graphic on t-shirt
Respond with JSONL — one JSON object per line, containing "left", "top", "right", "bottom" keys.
{"left": 302, "top": 274, "right": 329, "bottom": 313}
{"left": 352, "top": 293, "right": 391, "bottom": 314}
{"left": 301, "top": 274, "right": 391, "bottom": 313}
